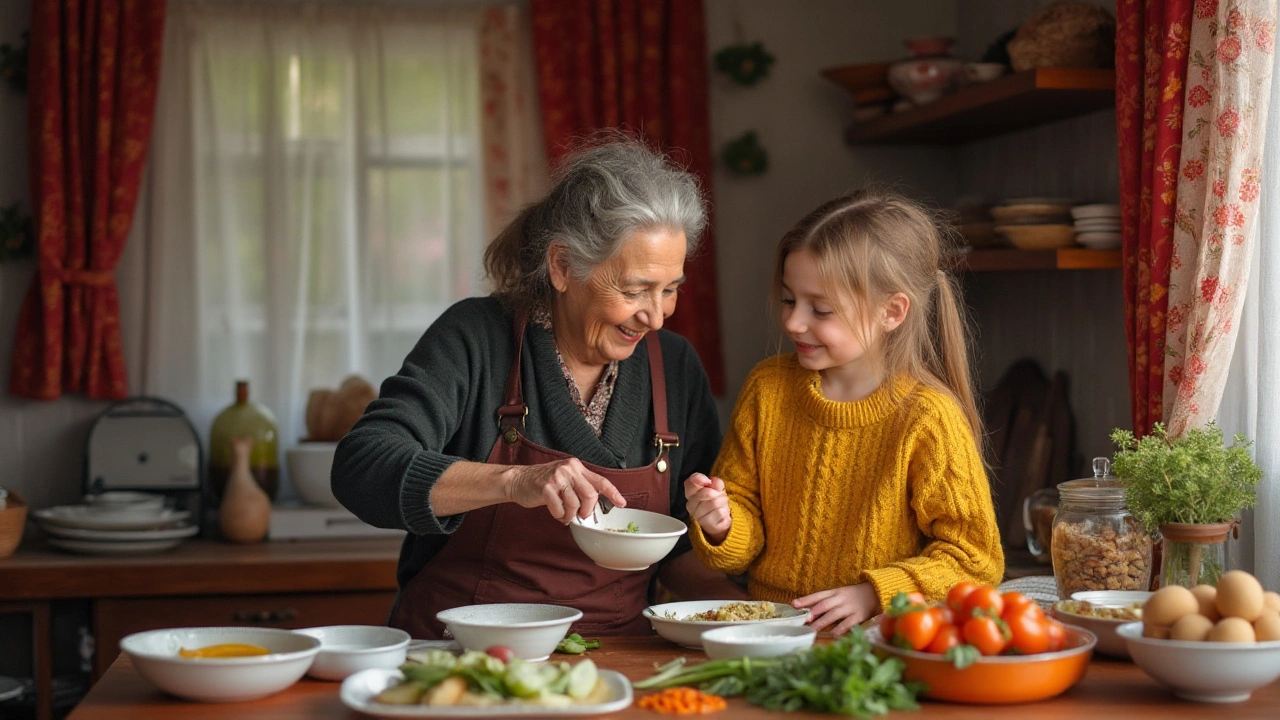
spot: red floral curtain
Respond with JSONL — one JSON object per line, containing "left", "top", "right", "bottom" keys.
{"left": 529, "top": 0, "right": 724, "bottom": 394}
{"left": 9, "top": 0, "right": 167, "bottom": 400}
{"left": 1116, "top": 0, "right": 1193, "bottom": 435}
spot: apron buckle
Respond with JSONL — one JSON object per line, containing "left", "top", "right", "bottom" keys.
{"left": 653, "top": 435, "right": 679, "bottom": 473}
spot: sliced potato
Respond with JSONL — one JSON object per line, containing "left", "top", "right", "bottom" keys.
{"left": 421, "top": 676, "right": 467, "bottom": 706}
{"left": 584, "top": 677, "right": 612, "bottom": 705}
{"left": 375, "top": 681, "right": 426, "bottom": 705}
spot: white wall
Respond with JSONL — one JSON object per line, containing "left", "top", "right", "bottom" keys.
{"left": 705, "top": 0, "right": 958, "bottom": 416}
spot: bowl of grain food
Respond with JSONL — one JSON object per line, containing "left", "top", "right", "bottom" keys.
{"left": 643, "top": 600, "right": 810, "bottom": 649}
{"left": 569, "top": 507, "right": 687, "bottom": 571}
{"left": 1053, "top": 591, "right": 1150, "bottom": 659}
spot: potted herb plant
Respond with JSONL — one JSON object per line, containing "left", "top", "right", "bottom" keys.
{"left": 1110, "top": 422, "right": 1262, "bottom": 588}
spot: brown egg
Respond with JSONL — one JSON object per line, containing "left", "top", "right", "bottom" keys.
{"left": 1190, "top": 584, "right": 1221, "bottom": 622}
{"left": 1216, "top": 570, "right": 1265, "bottom": 621}
{"left": 1142, "top": 623, "right": 1171, "bottom": 639}
{"left": 1170, "top": 613, "right": 1215, "bottom": 641}
{"left": 1264, "top": 591, "right": 1280, "bottom": 613}
{"left": 1207, "top": 617, "right": 1256, "bottom": 643}
{"left": 1143, "top": 585, "right": 1200, "bottom": 627}
{"left": 1255, "top": 610, "right": 1280, "bottom": 642}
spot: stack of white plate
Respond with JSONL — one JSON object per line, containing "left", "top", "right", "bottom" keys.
{"left": 34, "top": 492, "right": 197, "bottom": 555}
{"left": 1071, "top": 204, "right": 1122, "bottom": 249}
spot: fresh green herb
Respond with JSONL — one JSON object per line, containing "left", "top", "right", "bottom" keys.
{"left": 556, "top": 633, "right": 601, "bottom": 655}
{"left": 633, "top": 628, "right": 923, "bottom": 717}
{"left": 943, "top": 644, "right": 980, "bottom": 670}
{"left": 1111, "top": 422, "right": 1261, "bottom": 529}
{"left": 626, "top": 521, "right": 640, "bottom": 533}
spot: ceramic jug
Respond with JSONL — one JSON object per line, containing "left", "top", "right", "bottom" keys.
{"left": 219, "top": 436, "right": 271, "bottom": 543}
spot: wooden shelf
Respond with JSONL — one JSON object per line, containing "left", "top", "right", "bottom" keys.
{"left": 845, "top": 68, "right": 1116, "bottom": 145}
{"left": 955, "top": 248, "right": 1121, "bottom": 272}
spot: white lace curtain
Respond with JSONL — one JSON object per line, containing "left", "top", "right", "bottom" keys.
{"left": 134, "top": 0, "right": 544, "bottom": 498}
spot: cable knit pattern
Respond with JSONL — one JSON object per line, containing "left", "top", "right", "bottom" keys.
{"left": 689, "top": 355, "right": 1004, "bottom": 611}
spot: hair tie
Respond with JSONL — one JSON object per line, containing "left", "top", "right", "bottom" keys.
{"left": 937, "top": 268, "right": 946, "bottom": 283}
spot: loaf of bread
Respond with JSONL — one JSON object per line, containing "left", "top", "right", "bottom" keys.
{"left": 304, "top": 375, "right": 377, "bottom": 441}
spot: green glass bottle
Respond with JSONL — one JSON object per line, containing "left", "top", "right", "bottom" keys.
{"left": 209, "top": 380, "right": 280, "bottom": 502}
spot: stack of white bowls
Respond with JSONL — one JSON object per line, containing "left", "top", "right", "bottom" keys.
{"left": 1071, "top": 204, "right": 1122, "bottom": 249}
{"left": 34, "top": 492, "right": 197, "bottom": 555}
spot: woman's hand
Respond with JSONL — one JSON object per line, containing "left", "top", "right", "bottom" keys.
{"left": 684, "top": 472, "right": 732, "bottom": 545}
{"left": 792, "top": 583, "right": 881, "bottom": 636}
{"left": 506, "top": 458, "right": 626, "bottom": 524}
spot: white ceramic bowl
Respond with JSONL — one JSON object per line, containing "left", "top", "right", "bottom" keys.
{"left": 286, "top": 442, "right": 340, "bottom": 508}
{"left": 1053, "top": 591, "right": 1150, "bottom": 659}
{"left": 701, "top": 624, "right": 816, "bottom": 660}
{"left": 644, "top": 600, "right": 811, "bottom": 649}
{"left": 569, "top": 507, "right": 687, "bottom": 571}
{"left": 436, "top": 604, "right": 582, "bottom": 662}
{"left": 1117, "top": 622, "right": 1280, "bottom": 702}
{"left": 295, "top": 625, "right": 410, "bottom": 681}
{"left": 119, "top": 627, "right": 321, "bottom": 702}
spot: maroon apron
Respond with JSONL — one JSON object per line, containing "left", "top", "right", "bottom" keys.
{"left": 390, "top": 313, "right": 679, "bottom": 639}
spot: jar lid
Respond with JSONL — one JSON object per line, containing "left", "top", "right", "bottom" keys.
{"left": 1057, "top": 457, "right": 1126, "bottom": 503}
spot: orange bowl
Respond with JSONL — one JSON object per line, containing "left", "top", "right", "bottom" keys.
{"left": 867, "top": 624, "right": 1095, "bottom": 704}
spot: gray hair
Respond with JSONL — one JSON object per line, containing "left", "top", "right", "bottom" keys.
{"left": 484, "top": 138, "right": 707, "bottom": 305}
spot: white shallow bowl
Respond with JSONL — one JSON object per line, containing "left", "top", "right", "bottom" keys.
{"left": 701, "top": 624, "right": 816, "bottom": 660}
{"left": 286, "top": 442, "right": 341, "bottom": 507}
{"left": 120, "top": 627, "right": 321, "bottom": 702}
{"left": 436, "top": 604, "right": 582, "bottom": 662}
{"left": 295, "top": 625, "right": 411, "bottom": 681}
{"left": 644, "top": 601, "right": 811, "bottom": 649}
{"left": 569, "top": 507, "right": 687, "bottom": 571}
{"left": 1054, "top": 591, "right": 1150, "bottom": 659}
{"left": 1117, "top": 622, "right": 1280, "bottom": 702}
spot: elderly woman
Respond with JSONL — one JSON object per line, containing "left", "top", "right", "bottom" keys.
{"left": 332, "top": 140, "right": 742, "bottom": 639}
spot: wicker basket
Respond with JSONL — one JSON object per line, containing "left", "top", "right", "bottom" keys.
{"left": 1008, "top": 1, "right": 1115, "bottom": 72}
{"left": 0, "top": 489, "right": 28, "bottom": 558}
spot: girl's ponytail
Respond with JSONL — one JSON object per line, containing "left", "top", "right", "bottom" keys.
{"left": 932, "top": 269, "right": 984, "bottom": 445}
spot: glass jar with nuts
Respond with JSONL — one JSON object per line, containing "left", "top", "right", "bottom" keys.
{"left": 1050, "top": 458, "right": 1154, "bottom": 599}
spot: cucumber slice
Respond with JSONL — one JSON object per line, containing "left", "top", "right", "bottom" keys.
{"left": 565, "top": 659, "right": 599, "bottom": 700}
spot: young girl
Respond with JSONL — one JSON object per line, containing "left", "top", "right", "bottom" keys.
{"left": 686, "top": 189, "right": 1004, "bottom": 636}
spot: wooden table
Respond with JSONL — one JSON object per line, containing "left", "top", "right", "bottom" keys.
{"left": 67, "top": 636, "right": 1279, "bottom": 719}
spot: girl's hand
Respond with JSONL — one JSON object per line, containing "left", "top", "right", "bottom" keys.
{"left": 684, "top": 472, "right": 731, "bottom": 544}
{"left": 506, "top": 458, "right": 626, "bottom": 524}
{"left": 792, "top": 583, "right": 882, "bottom": 636}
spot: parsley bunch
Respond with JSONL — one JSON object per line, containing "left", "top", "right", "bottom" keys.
{"left": 633, "top": 629, "right": 923, "bottom": 717}
{"left": 1110, "top": 422, "right": 1261, "bottom": 530}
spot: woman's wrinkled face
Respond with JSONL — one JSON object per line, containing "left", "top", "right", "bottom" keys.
{"left": 549, "top": 227, "right": 687, "bottom": 367}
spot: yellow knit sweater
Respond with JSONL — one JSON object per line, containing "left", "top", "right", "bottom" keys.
{"left": 690, "top": 355, "right": 1004, "bottom": 612}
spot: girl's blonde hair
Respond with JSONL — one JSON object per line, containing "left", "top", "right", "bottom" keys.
{"left": 773, "top": 188, "right": 984, "bottom": 446}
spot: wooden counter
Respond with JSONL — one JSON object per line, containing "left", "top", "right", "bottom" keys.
{"left": 68, "top": 636, "right": 1280, "bottom": 719}
{"left": 0, "top": 537, "right": 402, "bottom": 720}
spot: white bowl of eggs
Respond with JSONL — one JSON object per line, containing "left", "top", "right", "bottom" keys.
{"left": 1118, "top": 570, "right": 1280, "bottom": 702}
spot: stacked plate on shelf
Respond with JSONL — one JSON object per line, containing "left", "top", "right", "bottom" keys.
{"left": 990, "top": 197, "right": 1078, "bottom": 250}
{"left": 33, "top": 492, "right": 197, "bottom": 556}
{"left": 1071, "top": 204, "right": 1122, "bottom": 249}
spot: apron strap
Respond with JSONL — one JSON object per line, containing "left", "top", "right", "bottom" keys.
{"left": 497, "top": 308, "right": 529, "bottom": 430}
{"left": 645, "top": 333, "right": 680, "bottom": 455}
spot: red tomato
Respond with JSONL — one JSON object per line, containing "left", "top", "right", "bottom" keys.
{"left": 946, "top": 582, "right": 979, "bottom": 614}
{"left": 1006, "top": 613, "right": 1051, "bottom": 655}
{"left": 962, "top": 616, "right": 1009, "bottom": 656}
{"left": 1045, "top": 620, "right": 1067, "bottom": 652}
{"left": 894, "top": 608, "right": 941, "bottom": 651}
{"left": 961, "top": 586, "right": 1005, "bottom": 620}
{"left": 1000, "top": 592, "right": 1036, "bottom": 619}
{"left": 878, "top": 613, "right": 896, "bottom": 641}
{"left": 925, "top": 624, "right": 962, "bottom": 654}
{"left": 929, "top": 605, "right": 956, "bottom": 628}
{"left": 485, "top": 645, "right": 516, "bottom": 663}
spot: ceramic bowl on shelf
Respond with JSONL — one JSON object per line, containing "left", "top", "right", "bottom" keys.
{"left": 867, "top": 624, "right": 1096, "bottom": 704}
{"left": 701, "top": 624, "right": 816, "bottom": 660}
{"left": 1117, "top": 622, "right": 1280, "bottom": 702}
{"left": 965, "top": 62, "right": 1007, "bottom": 83}
{"left": 995, "top": 224, "right": 1077, "bottom": 250}
{"left": 643, "top": 601, "right": 810, "bottom": 649}
{"left": 286, "top": 442, "right": 341, "bottom": 508}
{"left": 569, "top": 507, "right": 686, "bottom": 571}
{"left": 435, "top": 604, "right": 581, "bottom": 662}
{"left": 1075, "top": 231, "right": 1122, "bottom": 249}
{"left": 295, "top": 625, "right": 411, "bottom": 681}
{"left": 120, "top": 627, "right": 321, "bottom": 703}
